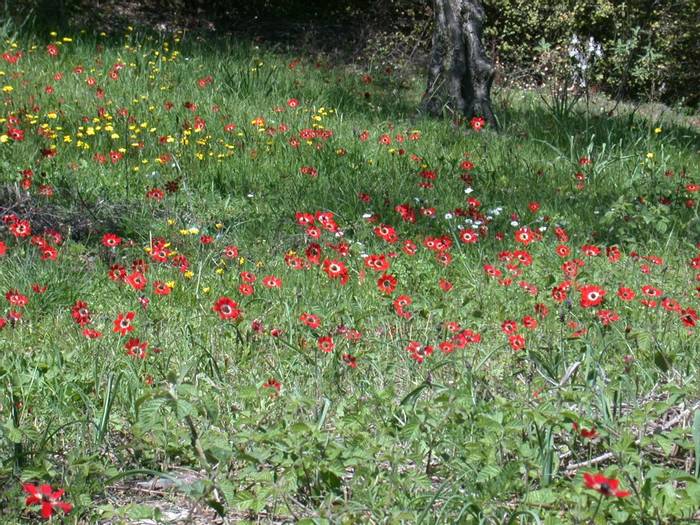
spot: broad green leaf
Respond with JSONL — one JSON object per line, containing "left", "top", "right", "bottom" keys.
{"left": 476, "top": 464, "right": 500, "bottom": 483}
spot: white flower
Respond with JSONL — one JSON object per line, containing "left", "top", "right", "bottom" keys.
{"left": 362, "top": 213, "right": 373, "bottom": 219}
{"left": 444, "top": 213, "right": 453, "bottom": 220}
{"left": 510, "top": 220, "right": 519, "bottom": 227}
{"left": 464, "top": 187, "right": 474, "bottom": 194}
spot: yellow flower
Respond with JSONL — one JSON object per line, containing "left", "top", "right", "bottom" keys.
{"left": 239, "top": 257, "right": 246, "bottom": 265}
{"left": 179, "top": 229, "right": 189, "bottom": 235}
{"left": 2, "top": 85, "right": 13, "bottom": 92}
{"left": 215, "top": 268, "right": 224, "bottom": 275}
{"left": 654, "top": 127, "right": 662, "bottom": 134}
{"left": 188, "top": 227, "right": 200, "bottom": 234}
{"left": 202, "top": 287, "right": 210, "bottom": 293}
{"left": 184, "top": 271, "right": 194, "bottom": 279}
{"left": 167, "top": 218, "right": 176, "bottom": 225}
{"left": 646, "top": 152, "right": 654, "bottom": 159}
{"left": 166, "top": 281, "right": 175, "bottom": 289}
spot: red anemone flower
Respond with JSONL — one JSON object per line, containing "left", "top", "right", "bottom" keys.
{"left": 322, "top": 259, "right": 349, "bottom": 285}
{"left": 377, "top": 274, "right": 398, "bottom": 294}
{"left": 102, "top": 233, "right": 122, "bottom": 248}
{"left": 459, "top": 229, "right": 479, "bottom": 244}
{"left": 300, "top": 312, "right": 322, "bottom": 329}
{"left": 583, "top": 472, "right": 630, "bottom": 498}
{"left": 113, "top": 311, "right": 136, "bottom": 335}
{"left": 508, "top": 334, "right": 526, "bottom": 351}
{"left": 580, "top": 285, "right": 606, "bottom": 308}
{"left": 318, "top": 335, "right": 335, "bottom": 353}
{"left": 71, "top": 300, "right": 91, "bottom": 326}
{"left": 239, "top": 283, "right": 254, "bottom": 296}
{"left": 470, "top": 116, "right": 486, "bottom": 131}
{"left": 213, "top": 296, "right": 241, "bottom": 320}
{"left": 262, "top": 275, "right": 282, "bottom": 288}
{"left": 23, "top": 483, "right": 73, "bottom": 519}
{"left": 125, "top": 271, "right": 148, "bottom": 291}
{"left": 617, "top": 287, "right": 636, "bottom": 301}
{"left": 153, "top": 281, "right": 172, "bottom": 296}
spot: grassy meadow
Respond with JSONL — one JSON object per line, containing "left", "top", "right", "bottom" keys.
{"left": 0, "top": 22, "right": 699, "bottom": 524}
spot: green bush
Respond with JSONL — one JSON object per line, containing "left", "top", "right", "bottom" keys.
{"left": 483, "top": 0, "right": 700, "bottom": 107}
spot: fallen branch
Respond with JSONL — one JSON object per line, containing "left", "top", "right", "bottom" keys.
{"left": 564, "top": 400, "right": 700, "bottom": 473}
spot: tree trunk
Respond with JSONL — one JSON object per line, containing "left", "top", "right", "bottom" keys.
{"left": 420, "top": 0, "right": 496, "bottom": 128}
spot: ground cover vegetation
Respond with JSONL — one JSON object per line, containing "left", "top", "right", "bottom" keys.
{"left": 0, "top": 11, "right": 699, "bottom": 525}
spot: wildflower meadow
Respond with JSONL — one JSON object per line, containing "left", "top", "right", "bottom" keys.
{"left": 0, "top": 15, "right": 699, "bottom": 525}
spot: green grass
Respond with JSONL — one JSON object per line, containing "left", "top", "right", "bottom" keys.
{"left": 0, "top": 25, "right": 699, "bottom": 524}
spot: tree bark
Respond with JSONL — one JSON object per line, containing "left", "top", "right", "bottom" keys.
{"left": 420, "top": 0, "right": 496, "bottom": 128}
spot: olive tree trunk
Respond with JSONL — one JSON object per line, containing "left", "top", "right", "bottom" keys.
{"left": 420, "top": 0, "right": 496, "bottom": 127}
